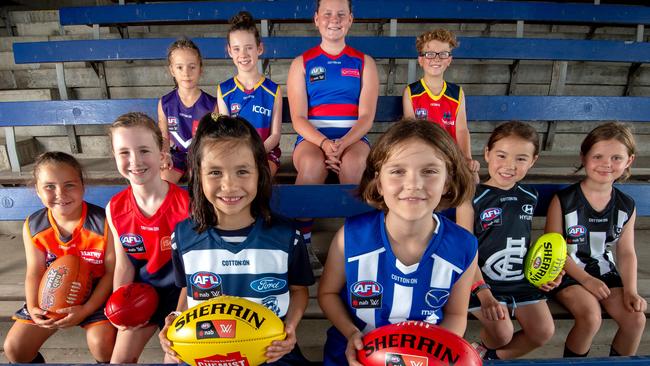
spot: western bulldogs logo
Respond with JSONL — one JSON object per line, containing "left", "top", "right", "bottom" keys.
{"left": 350, "top": 280, "right": 383, "bottom": 309}
{"left": 309, "top": 66, "right": 326, "bottom": 82}
{"left": 230, "top": 103, "right": 241, "bottom": 116}
{"left": 119, "top": 233, "right": 146, "bottom": 254}
{"left": 190, "top": 272, "right": 222, "bottom": 300}
{"left": 415, "top": 108, "right": 428, "bottom": 120}
{"left": 425, "top": 289, "right": 449, "bottom": 309}
{"left": 480, "top": 207, "right": 503, "bottom": 229}
{"left": 250, "top": 277, "right": 287, "bottom": 293}
{"left": 567, "top": 225, "right": 586, "bottom": 238}
{"left": 522, "top": 204, "right": 534, "bottom": 215}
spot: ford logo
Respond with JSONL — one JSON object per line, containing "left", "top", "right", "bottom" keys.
{"left": 250, "top": 277, "right": 287, "bottom": 293}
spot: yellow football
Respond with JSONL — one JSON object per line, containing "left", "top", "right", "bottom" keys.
{"left": 525, "top": 232, "right": 567, "bottom": 287}
{"left": 167, "top": 296, "right": 286, "bottom": 366}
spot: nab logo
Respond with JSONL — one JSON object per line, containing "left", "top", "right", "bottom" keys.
{"left": 120, "top": 234, "right": 143, "bottom": 248}
{"left": 351, "top": 281, "right": 382, "bottom": 297}
{"left": 522, "top": 204, "right": 534, "bottom": 215}
{"left": 568, "top": 225, "right": 586, "bottom": 238}
{"left": 481, "top": 208, "right": 502, "bottom": 221}
{"left": 191, "top": 272, "right": 221, "bottom": 290}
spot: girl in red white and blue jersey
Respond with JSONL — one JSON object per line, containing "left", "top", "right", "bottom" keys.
{"left": 158, "top": 38, "right": 216, "bottom": 184}
{"left": 216, "top": 11, "right": 283, "bottom": 176}
{"left": 107, "top": 113, "right": 189, "bottom": 363}
{"left": 545, "top": 122, "right": 646, "bottom": 357}
{"left": 318, "top": 120, "right": 478, "bottom": 366}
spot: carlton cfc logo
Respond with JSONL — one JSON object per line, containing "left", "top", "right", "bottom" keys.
{"left": 568, "top": 225, "right": 586, "bottom": 238}
{"left": 351, "top": 281, "right": 382, "bottom": 297}
{"left": 481, "top": 208, "right": 502, "bottom": 221}
{"left": 120, "top": 233, "right": 143, "bottom": 247}
{"left": 191, "top": 272, "right": 221, "bottom": 290}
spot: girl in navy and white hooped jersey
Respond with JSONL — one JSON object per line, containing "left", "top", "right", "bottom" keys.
{"left": 545, "top": 122, "right": 646, "bottom": 358}
{"left": 318, "top": 119, "right": 478, "bottom": 366}
{"left": 159, "top": 113, "right": 315, "bottom": 365}
{"left": 158, "top": 38, "right": 216, "bottom": 184}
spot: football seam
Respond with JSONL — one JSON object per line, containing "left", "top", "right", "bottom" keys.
{"left": 171, "top": 334, "right": 285, "bottom": 345}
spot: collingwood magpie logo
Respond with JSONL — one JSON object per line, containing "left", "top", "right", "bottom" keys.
{"left": 482, "top": 237, "right": 527, "bottom": 280}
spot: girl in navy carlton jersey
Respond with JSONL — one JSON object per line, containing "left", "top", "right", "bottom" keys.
{"left": 456, "top": 122, "right": 557, "bottom": 360}
{"left": 158, "top": 113, "right": 314, "bottom": 365}
{"left": 216, "top": 11, "right": 283, "bottom": 176}
{"left": 158, "top": 38, "right": 217, "bottom": 184}
{"left": 318, "top": 119, "right": 478, "bottom": 366}
{"left": 545, "top": 122, "right": 646, "bottom": 357}
{"left": 107, "top": 113, "right": 189, "bottom": 363}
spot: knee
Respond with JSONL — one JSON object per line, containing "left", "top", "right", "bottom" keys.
{"left": 3, "top": 336, "right": 30, "bottom": 363}
{"left": 618, "top": 311, "right": 646, "bottom": 333}
{"left": 483, "top": 322, "right": 513, "bottom": 348}
{"left": 526, "top": 322, "right": 555, "bottom": 347}
{"left": 575, "top": 309, "right": 602, "bottom": 333}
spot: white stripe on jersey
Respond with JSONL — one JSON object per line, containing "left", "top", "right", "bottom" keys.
{"left": 183, "top": 249, "right": 288, "bottom": 275}
{"left": 170, "top": 131, "right": 191, "bottom": 149}
{"left": 429, "top": 254, "right": 463, "bottom": 288}
{"left": 222, "top": 236, "right": 247, "bottom": 244}
{"left": 348, "top": 247, "right": 384, "bottom": 332}
{"left": 309, "top": 119, "right": 356, "bottom": 128}
{"left": 518, "top": 185, "right": 537, "bottom": 199}
{"left": 589, "top": 231, "right": 609, "bottom": 275}
{"left": 388, "top": 284, "right": 413, "bottom": 324}
{"left": 564, "top": 210, "right": 584, "bottom": 266}
{"left": 473, "top": 188, "right": 491, "bottom": 205}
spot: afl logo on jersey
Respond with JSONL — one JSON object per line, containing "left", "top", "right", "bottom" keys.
{"left": 230, "top": 103, "right": 241, "bottom": 116}
{"left": 309, "top": 66, "right": 326, "bottom": 83}
{"left": 350, "top": 280, "right": 382, "bottom": 309}
{"left": 190, "top": 272, "right": 223, "bottom": 301}
{"left": 167, "top": 117, "right": 178, "bottom": 131}
{"left": 120, "top": 233, "right": 146, "bottom": 254}
{"left": 567, "top": 225, "right": 586, "bottom": 238}
{"left": 480, "top": 207, "right": 502, "bottom": 229}
{"left": 415, "top": 108, "right": 428, "bottom": 120}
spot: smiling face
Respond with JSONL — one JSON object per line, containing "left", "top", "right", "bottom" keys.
{"left": 418, "top": 39, "right": 453, "bottom": 79}
{"left": 200, "top": 141, "right": 259, "bottom": 229}
{"left": 377, "top": 138, "right": 448, "bottom": 225}
{"left": 582, "top": 139, "right": 635, "bottom": 185}
{"left": 168, "top": 48, "right": 202, "bottom": 91}
{"left": 35, "top": 163, "right": 84, "bottom": 220}
{"left": 228, "top": 30, "right": 263, "bottom": 74}
{"left": 484, "top": 135, "right": 538, "bottom": 190}
{"left": 314, "top": 0, "right": 353, "bottom": 43}
{"left": 111, "top": 126, "right": 164, "bottom": 186}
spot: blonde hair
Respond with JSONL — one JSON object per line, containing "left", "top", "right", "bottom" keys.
{"left": 416, "top": 29, "right": 458, "bottom": 53}
{"left": 109, "top": 112, "right": 163, "bottom": 151}
{"left": 578, "top": 122, "right": 636, "bottom": 181}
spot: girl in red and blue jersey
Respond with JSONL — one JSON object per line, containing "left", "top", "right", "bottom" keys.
{"left": 158, "top": 38, "right": 216, "bottom": 184}
{"left": 216, "top": 11, "right": 283, "bottom": 176}
{"left": 107, "top": 113, "right": 189, "bottom": 363}
{"left": 287, "top": 0, "right": 379, "bottom": 274}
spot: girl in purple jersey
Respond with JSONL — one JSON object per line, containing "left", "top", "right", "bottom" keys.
{"left": 158, "top": 38, "right": 216, "bottom": 184}
{"left": 216, "top": 11, "right": 283, "bottom": 176}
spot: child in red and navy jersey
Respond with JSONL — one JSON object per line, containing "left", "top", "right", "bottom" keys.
{"left": 3, "top": 152, "right": 116, "bottom": 363}
{"left": 107, "top": 112, "right": 189, "bottom": 363}
{"left": 216, "top": 11, "right": 283, "bottom": 176}
{"left": 403, "top": 29, "right": 479, "bottom": 182}
{"left": 158, "top": 38, "right": 216, "bottom": 184}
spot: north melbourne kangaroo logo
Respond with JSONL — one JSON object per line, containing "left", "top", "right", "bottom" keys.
{"left": 482, "top": 237, "right": 527, "bottom": 280}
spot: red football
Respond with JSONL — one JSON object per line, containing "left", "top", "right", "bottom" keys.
{"left": 38, "top": 255, "right": 92, "bottom": 320}
{"left": 105, "top": 283, "right": 159, "bottom": 327}
{"left": 358, "top": 321, "right": 482, "bottom": 366}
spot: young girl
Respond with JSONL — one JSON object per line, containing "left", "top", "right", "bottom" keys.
{"left": 158, "top": 38, "right": 217, "bottom": 184}
{"left": 545, "top": 122, "right": 646, "bottom": 357}
{"left": 456, "top": 122, "right": 556, "bottom": 360}
{"left": 107, "top": 112, "right": 189, "bottom": 363}
{"left": 216, "top": 11, "right": 283, "bottom": 176}
{"left": 158, "top": 113, "right": 315, "bottom": 365}
{"left": 287, "top": 0, "right": 379, "bottom": 273}
{"left": 403, "top": 29, "right": 479, "bottom": 181}
{"left": 318, "top": 119, "right": 478, "bottom": 366}
{"left": 3, "top": 152, "right": 116, "bottom": 363}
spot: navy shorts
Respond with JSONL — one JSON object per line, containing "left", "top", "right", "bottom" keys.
{"left": 151, "top": 285, "right": 181, "bottom": 329}
{"left": 13, "top": 303, "right": 109, "bottom": 328}
{"left": 268, "top": 145, "right": 282, "bottom": 168}
{"left": 468, "top": 288, "right": 547, "bottom": 315}
{"left": 170, "top": 149, "right": 188, "bottom": 174}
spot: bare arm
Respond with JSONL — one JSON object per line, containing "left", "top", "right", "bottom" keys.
{"left": 264, "top": 86, "right": 283, "bottom": 153}
{"left": 158, "top": 99, "right": 171, "bottom": 154}
{"left": 455, "top": 92, "right": 472, "bottom": 161}
{"left": 455, "top": 200, "right": 475, "bottom": 232}
{"left": 439, "top": 253, "right": 477, "bottom": 336}
{"left": 338, "top": 55, "right": 379, "bottom": 151}
{"left": 287, "top": 56, "right": 326, "bottom": 145}
{"left": 402, "top": 86, "right": 415, "bottom": 119}
{"left": 616, "top": 209, "right": 646, "bottom": 312}
{"left": 106, "top": 202, "right": 135, "bottom": 289}
{"left": 215, "top": 85, "right": 229, "bottom": 115}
